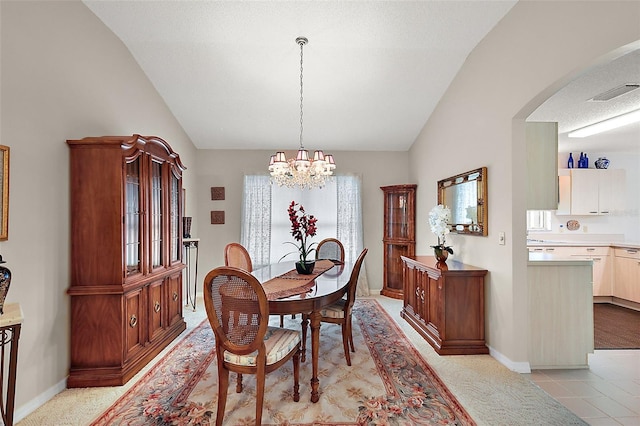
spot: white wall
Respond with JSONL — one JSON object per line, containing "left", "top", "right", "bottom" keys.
{"left": 409, "top": 1, "right": 640, "bottom": 369}
{"left": 0, "top": 1, "right": 197, "bottom": 417}
{"left": 193, "top": 149, "right": 410, "bottom": 294}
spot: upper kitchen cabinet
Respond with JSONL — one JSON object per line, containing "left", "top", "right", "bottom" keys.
{"left": 557, "top": 168, "right": 626, "bottom": 215}
{"left": 526, "top": 122, "right": 558, "bottom": 210}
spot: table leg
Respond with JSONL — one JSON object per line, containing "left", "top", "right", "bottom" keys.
{"left": 309, "top": 310, "right": 321, "bottom": 403}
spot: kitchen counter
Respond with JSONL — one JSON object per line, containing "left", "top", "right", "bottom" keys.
{"left": 526, "top": 238, "right": 640, "bottom": 250}
{"left": 527, "top": 257, "right": 593, "bottom": 369}
{"left": 528, "top": 252, "right": 592, "bottom": 264}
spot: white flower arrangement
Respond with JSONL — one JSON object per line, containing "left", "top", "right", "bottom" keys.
{"left": 428, "top": 204, "right": 453, "bottom": 254}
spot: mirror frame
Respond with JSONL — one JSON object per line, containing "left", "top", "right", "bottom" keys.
{"left": 0, "top": 145, "right": 8, "bottom": 241}
{"left": 437, "top": 166, "right": 487, "bottom": 236}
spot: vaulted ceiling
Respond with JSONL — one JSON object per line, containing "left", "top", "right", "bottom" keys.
{"left": 84, "top": 1, "right": 639, "bottom": 154}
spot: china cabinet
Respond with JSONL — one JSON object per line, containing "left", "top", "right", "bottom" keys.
{"left": 67, "top": 135, "right": 186, "bottom": 387}
{"left": 400, "top": 256, "right": 488, "bottom": 355}
{"left": 380, "top": 184, "right": 416, "bottom": 299}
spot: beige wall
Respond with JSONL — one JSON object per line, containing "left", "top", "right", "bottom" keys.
{"left": 410, "top": 0, "right": 640, "bottom": 369}
{"left": 1, "top": 0, "right": 639, "bottom": 421}
{"left": 193, "top": 149, "right": 411, "bottom": 293}
{"left": 0, "top": 1, "right": 197, "bottom": 415}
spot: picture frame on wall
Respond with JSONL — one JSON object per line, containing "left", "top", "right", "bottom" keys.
{"left": 0, "top": 146, "right": 9, "bottom": 241}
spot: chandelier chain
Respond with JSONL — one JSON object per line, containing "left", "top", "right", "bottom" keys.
{"left": 268, "top": 36, "right": 335, "bottom": 190}
{"left": 299, "top": 39, "right": 304, "bottom": 149}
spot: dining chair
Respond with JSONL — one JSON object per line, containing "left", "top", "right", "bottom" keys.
{"left": 224, "top": 243, "right": 253, "bottom": 273}
{"left": 302, "top": 247, "right": 368, "bottom": 366}
{"left": 203, "top": 266, "right": 301, "bottom": 426}
{"left": 315, "top": 238, "right": 345, "bottom": 263}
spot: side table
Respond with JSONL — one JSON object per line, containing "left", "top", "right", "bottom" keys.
{"left": 182, "top": 238, "right": 200, "bottom": 311}
{"left": 0, "top": 303, "right": 23, "bottom": 426}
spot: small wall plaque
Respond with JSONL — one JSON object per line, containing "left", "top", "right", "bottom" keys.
{"left": 211, "top": 187, "right": 225, "bottom": 200}
{"left": 211, "top": 211, "right": 225, "bottom": 225}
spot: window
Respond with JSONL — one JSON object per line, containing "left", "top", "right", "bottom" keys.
{"left": 526, "top": 210, "right": 552, "bottom": 231}
{"left": 241, "top": 175, "right": 369, "bottom": 295}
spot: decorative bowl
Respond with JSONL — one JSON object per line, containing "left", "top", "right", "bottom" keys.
{"left": 594, "top": 157, "right": 610, "bottom": 169}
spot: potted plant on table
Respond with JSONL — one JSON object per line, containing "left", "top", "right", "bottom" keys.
{"left": 281, "top": 201, "right": 318, "bottom": 274}
{"left": 429, "top": 204, "right": 454, "bottom": 263}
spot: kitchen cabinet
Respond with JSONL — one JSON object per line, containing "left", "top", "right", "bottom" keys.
{"left": 400, "top": 256, "right": 488, "bottom": 355}
{"left": 528, "top": 258, "right": 593, "bottom": 369}
{"left": 564, "top": 169, "right": 625, "bottom": 215}
{"left": 380, "top": 184, "right": 416, "bottom": 299}
{"left": 528, "top": 246, "right": 612, "bottom": 296}
{"left": 526, "top": 122, "right": 558, "bottom": 210}
{"left": 613, "top": 248, "right": 640, "bottom": 303}
{"left": 67, "top": 135, "right": 187, "bottom": 388}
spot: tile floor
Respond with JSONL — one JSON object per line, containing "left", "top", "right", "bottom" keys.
{"left": 526, "top": 350, "right": 640, "bottom": 425}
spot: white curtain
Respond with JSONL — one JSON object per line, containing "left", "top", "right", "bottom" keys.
{"left": 240, "top": 175, "right": 272, "bottom": 268}
{"left": 241, "top": 175, "right": 370, "bottom": 295}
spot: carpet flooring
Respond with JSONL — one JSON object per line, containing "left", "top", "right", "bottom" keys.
{"left": 17, "top": 296, "right": 587, "bottom": 426}
{"left": 91, "top": 299, "right": 474, "bottom": 425}
{"left": 594, "top": 303, "right": 640, "bottom": 349}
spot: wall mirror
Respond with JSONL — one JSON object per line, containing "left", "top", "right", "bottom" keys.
{"left": 437, "top": 166, "right": 487, "bottom": 236}
{"left": 0, "top": 145, "right": 8, "bottom": 241}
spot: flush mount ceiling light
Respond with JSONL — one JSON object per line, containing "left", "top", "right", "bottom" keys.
{"left": 268, "top": 37, "right": 336, "bottom": 189}
{"left": 568, "top": 108, "right": 640, "bottom": 138}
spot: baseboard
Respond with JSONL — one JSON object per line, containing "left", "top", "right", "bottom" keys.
{"left": 14, "top": 377, "right": 67, "bottom": 423}
{"left": 487, "top": 345, "right": 531, "bottom": 374}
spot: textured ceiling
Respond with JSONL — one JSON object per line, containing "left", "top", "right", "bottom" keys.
{"left": 83, "top": 0, "right": 516, "bottom": 151}
{"left": 83, "top": 1, "right": 638, "bottom": 154}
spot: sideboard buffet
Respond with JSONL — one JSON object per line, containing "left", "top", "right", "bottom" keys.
{"left": 400, "top": 256, "right": 488, "bottom": 355}
{"left": 67, "top": 135, "right": 187, "bottom": 387}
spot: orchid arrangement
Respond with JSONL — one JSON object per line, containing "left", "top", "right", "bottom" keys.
{"left": 428, "top": 204, "right": 453, "bottom": 254}
{"left": 281, "top": 201, "right": 318, "bottom": 263}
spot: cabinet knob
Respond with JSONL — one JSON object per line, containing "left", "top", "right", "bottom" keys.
{"left": 154, "top": 301, "right": 161, "bottom": 313}
{"left": 173, "top": 292, "right": 179, "bottom": 302}
{"left": 129, "top": 314, "right": 138, "bottom": 328}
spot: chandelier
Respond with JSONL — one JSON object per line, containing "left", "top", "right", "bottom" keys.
{"left": 269, "top": 37, "right": 336, "bottom": 189}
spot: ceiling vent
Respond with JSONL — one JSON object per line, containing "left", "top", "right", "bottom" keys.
{"left": 589, "top": 83, "right": 640, "bottom": 101}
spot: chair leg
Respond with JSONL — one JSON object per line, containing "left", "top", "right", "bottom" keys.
{"left": 301, "top": 315, "right": 309, "bottom": 363}
{"left": 347, "top": 315, "right": 355, "bottom": 353}
{"left": 236, "top": 373, "right": 243, "bottom": 393}
{"left": 216, "top": 366, "right": 230, "bottom": 426}
{"left": 293, "top": 346, "right": 301, "bottom": 402}
{"left": 255, "top": 365, "right": 266, "bottom": 426}
{"left": 341, "top": 321, "right": 352, "bottom": 366}
{"left": 280, "top": 315, "right": 284, "bottom": 328}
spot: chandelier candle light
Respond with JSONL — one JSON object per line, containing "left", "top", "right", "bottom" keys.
{"left": 429, "top": 204, "right": 454, "bottom": 263}
{"left": 269, "top": 37, "right": 336, "bottom": 189}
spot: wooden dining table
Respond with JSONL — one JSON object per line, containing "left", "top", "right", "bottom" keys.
{"left": 251, "top": 259, "right": 352, "bottom": 403}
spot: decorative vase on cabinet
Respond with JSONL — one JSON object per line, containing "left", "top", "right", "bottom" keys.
{"left": 380, "top": 184, "right": 416, "bottom": 299}
{"left": 67, "top": 135, "right": 187, "bottom": 388}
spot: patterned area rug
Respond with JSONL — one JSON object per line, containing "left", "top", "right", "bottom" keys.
{"left": 92, "top": 299, "right": 474, "bottom": 425}
{"left": 594, "top": 303, "right": 640, "bottom": 349}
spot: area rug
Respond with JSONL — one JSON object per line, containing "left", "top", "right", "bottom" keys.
{"left": 91, "top": 299, "right": 474, "bottom": 425}
{"left": 594, "top": 303, "right": 640, "bottom": 349}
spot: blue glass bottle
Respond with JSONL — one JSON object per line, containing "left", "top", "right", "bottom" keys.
{"left": 567, "top": 153, "right": 574, "bottom": 168}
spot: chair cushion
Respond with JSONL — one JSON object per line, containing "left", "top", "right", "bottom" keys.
{"left": 320, "top": 298, "right": 346, "bottom": 319}
{"left": 224, "top": 326, "right": 300, "bottom": 366}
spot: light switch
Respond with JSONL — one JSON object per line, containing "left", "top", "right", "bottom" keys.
{"left": 498, "top": 232, "right": 505, "bottom": 245}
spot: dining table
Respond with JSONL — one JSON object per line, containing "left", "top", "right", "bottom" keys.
{"left": 251, "top": 259, "right": 352, "bottom": 403}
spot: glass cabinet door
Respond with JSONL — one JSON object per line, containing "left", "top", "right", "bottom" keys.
{"left": 169, "top": 173, "right": 181, "bottom": 263}
{"left": 125, "top": 158, "right": 142, "bottom": 276}
{"left": 386, "top": 192, "right": 409, "bottom": 240}
{"left": 150, "top": 160, "right": 164, "bottom": 268}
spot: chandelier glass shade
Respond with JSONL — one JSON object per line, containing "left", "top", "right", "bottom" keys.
{"left": 269, "top": 37, "right": 336, "bottom": 189}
